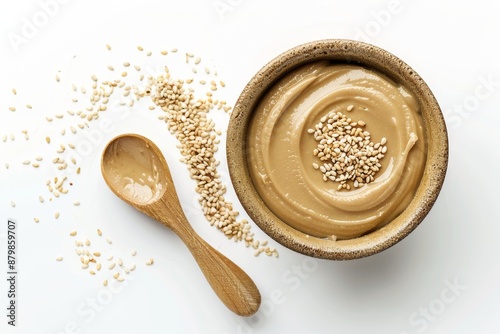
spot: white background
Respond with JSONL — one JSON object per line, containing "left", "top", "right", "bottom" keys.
{"left": 1, "top": 0, "right": 499, "bottom": 333}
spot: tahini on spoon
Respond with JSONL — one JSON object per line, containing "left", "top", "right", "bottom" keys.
{"left": 100, "top": 133, "right": 261, "bottom": 316}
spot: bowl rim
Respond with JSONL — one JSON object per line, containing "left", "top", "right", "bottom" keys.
{"left": 226, "top": 39, "right": 448, "bottom": 260}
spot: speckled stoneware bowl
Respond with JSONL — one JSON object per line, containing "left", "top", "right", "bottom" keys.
{"left": 226, "top": 39, "right": 448, "bottom": 260}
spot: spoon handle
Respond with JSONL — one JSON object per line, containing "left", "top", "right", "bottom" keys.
{"left": 151, "top": 200, "right": 261, "bottom": 316}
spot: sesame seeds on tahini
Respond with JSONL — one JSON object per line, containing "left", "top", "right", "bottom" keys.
{"left": 308, "top": 108, "right": 388, "bottom": 190}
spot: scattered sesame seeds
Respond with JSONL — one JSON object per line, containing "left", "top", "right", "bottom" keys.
{"left": 149, "top": 68, "right": 278, "bottom": 257}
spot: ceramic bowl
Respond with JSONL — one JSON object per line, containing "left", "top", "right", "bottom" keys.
{"left": 226, "top": 39, "right": 448, "bottom": 260}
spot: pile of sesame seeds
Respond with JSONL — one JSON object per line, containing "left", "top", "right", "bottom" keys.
{"left": 308, "top": 107, "right": 388, "bottom": 190}
{"left": 150, "top": 68, "right": 278, "bottom": 257}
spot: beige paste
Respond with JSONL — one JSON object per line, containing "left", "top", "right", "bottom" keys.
{"left": 247, "top": 61, "right": 426, "bottom": 239}
{"left": 104, "top": 136, "right": 166, "bottom": 205}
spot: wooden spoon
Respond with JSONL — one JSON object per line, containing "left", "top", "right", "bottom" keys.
{"left": 101, "top": 133, "right": 261, "bottom": 316}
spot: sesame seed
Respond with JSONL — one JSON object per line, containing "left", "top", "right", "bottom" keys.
{"left": 106, "top": 44, "right": 111, "bottom": 50}
{"left": 103, "top": 280, "right": 108, "bottom": 286}
{"left": 73, "top": 201, "right": 80, "bottom": 206}
{"left": 145, "top": 258, "right": 154, "bottom": 266}
{"left": 97, "top": 229, "right": 102, "bottom": 236}
{"left": 131, "top": 250, "right": 137, "bottom": 256}
{"left": 12, "top": 88, "right": 17, "bottom": 95}
{"left": 160, "top": 50, "right": 168, "bottom": 55}
{"left": 137, "top": 46, "right": 144, "bottom": 51}
{"left": 55, "top": 212, "right": 60, "bottom": 219}
{"left": 9, "top": 106, "right": 16, "bottom": 112}
{"left": 56, "top": 256, "right": 63, "bottom": 261}
{"left": 10, "top": 200, "right": 15, "bottom": 208}
{"left": 34, "top": 218, "right": 39, "bottom": 223}
{"left": 69, "top": 231, "right": 77, "bottom": 237}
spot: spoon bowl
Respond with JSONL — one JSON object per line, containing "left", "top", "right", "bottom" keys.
{"left": 101, "top": 133, "right": 261, "bottom": 316}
